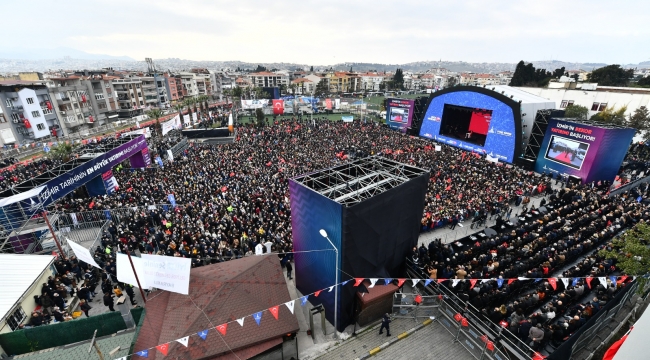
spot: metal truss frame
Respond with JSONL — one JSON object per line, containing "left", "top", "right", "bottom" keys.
{"left": 0, "top": 136, "right": 140, "bottom": 196}
{"left": 293, "top": 156, "right": 428, "bottom": 207}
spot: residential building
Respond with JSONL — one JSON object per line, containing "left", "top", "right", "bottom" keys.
{"left": 359, "top": 72, "right": 387, "bottom": 92}
{"left": 179, "top": 72, "right": 198, "bottom": 98}
{"left": 140, "top": 76, "right": 161, "bottom": 108}
{"left": 0, "top": 81, "right": 59, "bottom": 142}
{"left": 497, "top": 71, "right": 514, "bottom": 85}
{"left": 111, "top": 76, "right": 145, "bottom": 118}
{"left": 72, "top": 71, "right": 120, "bottom": 124}
{"left": 291, "top": 78, "right": 315, "bottom": 95}
{"left": 246, "top": 71, "right": 289, "bottom": 88}
{"left": 516, "top": 85, "right": 650, "bottom": 118}
{"left": 209, "top": 70, "right": 236, "bottom": 100}
{"left": 460, "top": 73, "right": 500, "bottom": 86}
{"left": 0, "top": 254, "right": 55, "bottom": 346}
{"left": 0, "top": 72, "right": 43, "bottom": 82}
{"left": 164, "top": 73, "right": 183, "bottom": 104}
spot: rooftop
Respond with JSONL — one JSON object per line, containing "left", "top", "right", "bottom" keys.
{"left": 0, "top": 254, "right": 55, "bottom": 323}
{"left": 12, "top": 329, "right": 136, "bottom": 360}
{"left": 292, "top": 156, "right": 428, "bottom": 207}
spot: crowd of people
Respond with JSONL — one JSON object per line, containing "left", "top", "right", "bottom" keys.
{"left": 11, "top": 117, "right": 647, "bottom": 358}
{"left": 411, "top": 182, "right": 646, "bottom": 352}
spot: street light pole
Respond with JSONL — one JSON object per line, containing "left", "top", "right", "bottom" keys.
{"left": 319, "top": 229, "right": 338, "bottom": 337}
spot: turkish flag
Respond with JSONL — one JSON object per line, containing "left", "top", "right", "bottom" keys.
{"left": 273, "top": 99, "right": 284, "bottom": 115}
{"left": 216, "top": 323, "right": 228, "bottom": 336}
{"left": 603, "top": 331, "right": 631, "bottom": 360}
{"left": 156, "top": 343, "right": 169, "bottom": 356}
{"left": 23, "top": 119, "right": 31, "bottom": 128}
{"left": 326, "top": 98, "right": 332, "bottom": 110}
{"left": 46, "top": 101, "right": 52, "bottom": 110}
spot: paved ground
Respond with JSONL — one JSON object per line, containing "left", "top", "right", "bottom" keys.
{"left": 374, "top": 323, "right": 472, "bottom": 360}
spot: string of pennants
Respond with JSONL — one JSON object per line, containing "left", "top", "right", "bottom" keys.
{"left": 116, "top": 275, "right": 635, "bottom": 359}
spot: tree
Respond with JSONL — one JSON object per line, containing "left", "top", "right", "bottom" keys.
{"left": 599, "top": 222, "right": 650, "bottom": 292}
{"left": 314, "top": 80, "right": 329, "bottom": 97}
{"left": 638, "top": 77, "right": 650, "bottom": 87}
{"left": 587, "top": 65, "right": 634, "bottom": 86}
{"left": 447, "top": 77, "right": 457, "bottom": 88}
{"left": 174, "top": 103, "right": 184, "bottom": 122}
{"left": 51, "top": 142, "right": 73, "bottom": 162}
{"left": 254, "top": 65, "right": 267, "bottom": 72}
{"left": 393, "top": 68, "right": 405, "bottom": 90}
{"left": 184, "top": 98, "right": 195, "bottom": 123}
{"left": 146, "top": 108, "right": 164, "bottom": 136}
{"left": 564, "top": 104, "right": 589, "bottom": 120}
{"left": 590, "top": 105, "right": 628, "bottom": 125}
{"left": 627, "top": 106, "right": 650, "bottom": 133}
{"left": 255, "top": 108, "right": 265, "bottom": 127}
{"left": 223, "top": 89, "right": 231, "bottom": 105}
{"left": 509, "top": 60, "right": 560, "bottom": 87}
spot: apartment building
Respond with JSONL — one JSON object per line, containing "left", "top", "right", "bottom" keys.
{"left": 460, "top": 73, "right": 500, "bottom": 86}
{"left": 47, "top": 75, "right": 95, "bottom": 136}
{"left": 165, "top": 73, "right": 183, "bottom": 104}
{"left": 111, "top": 76, "right": 145, "bottom": 118}
{"left": 290, "top": 78, "right": 315, "bottom": 95}
{"left": 179, "top": 72, "right": 198, "bottom": 98}
{"left": 0, "top": 82, "right": 57, "bottom": 143}
{"left": 209, "top": 70, "right": 236, "bottom": 100}
{"left": 246, "top": 71, "right": 289, "bottom": 88}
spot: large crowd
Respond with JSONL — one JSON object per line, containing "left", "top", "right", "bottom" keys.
{"left": 18, "top": 118, "right": 650, "bottom": 357}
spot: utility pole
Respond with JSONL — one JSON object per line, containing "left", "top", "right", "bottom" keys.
{"left": 42, "top": 211, "right": 65, "bottom": 260}
{"left": 88, "top": 330, "right": 105, "bottom": 360}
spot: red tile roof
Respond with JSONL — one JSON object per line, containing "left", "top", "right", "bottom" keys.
{"left": 356, "top": 280, "right": 398, "bottom": 304}
{"left": 133, "top": 256, "right": 299, "bottom": 360}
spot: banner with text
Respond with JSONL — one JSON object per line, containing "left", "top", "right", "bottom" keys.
{"left": 140, "top": 254, "right": 191, "bottom": 295}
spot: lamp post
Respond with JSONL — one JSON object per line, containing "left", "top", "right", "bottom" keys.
{"left": 319, "top": 229, "right": 338, "bottom": 337}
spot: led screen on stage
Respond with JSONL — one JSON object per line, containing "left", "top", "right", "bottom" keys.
{"left": 419, "top": 90, "right": 518, "bottom": 163}
{"left": 386, "top": 98, "right": 414, "bottom": 133}
{"left": 535, "top": 119, "right": 636, "bottom": 183}
{"left": 544, "top": 135, "right": 589, "bottom": 170}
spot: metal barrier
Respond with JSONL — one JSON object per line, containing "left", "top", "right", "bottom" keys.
{"left": 392, "top": 293, "right": 438, "bottom": 321}
{"left": 169, "top": 137, "right": 189, "bottom": 158}
{"left": 570, "top": 281, "right": 639, "bottom": 356}
{"left": 406, "top": 259, "right": 535, "bottom": 360}
{"left": 609, "top": 174, "right": 650, "bottom": 196}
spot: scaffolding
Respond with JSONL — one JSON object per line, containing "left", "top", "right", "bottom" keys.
{"left": 292, "top": 156, "right": 428, "bottom": 207}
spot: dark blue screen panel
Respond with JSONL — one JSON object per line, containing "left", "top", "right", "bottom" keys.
{"left": 289, "top": 180, "right": 342, "bottom": 328}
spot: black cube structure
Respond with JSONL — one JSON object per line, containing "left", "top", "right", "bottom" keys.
{"left": 289, "top": 156, "right": 428, "bottom": 331}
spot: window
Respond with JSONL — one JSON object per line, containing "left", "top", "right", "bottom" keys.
{"left": 591, "top": 102, "right": 600, "bottom": 111}
{"left": 31, "top": 110, "right": 41, "bottom": 118}
{"left": 560, "top": 100, "right": 568, "bottom": 108}
{"left": 5, "top": 99, "right": 13, "bottom": 108}
{"left": 11, "top": 113, "right": 20, "bottom": 122}
{"left": 26, "top": 97, "right": 34, "bottom": 104}
{"left": 598, "top": 103, "right": 608, "bottom": 111}
{"left": 6, "top": 307, "right": 26, "bottom": 331}
{"left": 36, "top": 123, "right": 45, "bottom": 131}
{"left": 567, "top": 100, "right": 574, "bottom": 107}
{"left": 0, "top": 114, "right": 5, "bottom": 123}
{"left": 95, "top": 93, "right": 105, "bottom": 100}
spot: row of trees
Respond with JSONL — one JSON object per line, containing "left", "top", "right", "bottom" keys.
{"left": 565, "top": 104, "right": 650, "bottom": 134}
{"left": 509, "top": 61, "right": 568, "bottom": 87}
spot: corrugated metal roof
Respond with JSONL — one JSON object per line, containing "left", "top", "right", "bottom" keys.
{"left": 0, "top": 254, "right": 55, "bottom": 322}
{"left": 13, "top": 329, "right": 136, "bottom": 360}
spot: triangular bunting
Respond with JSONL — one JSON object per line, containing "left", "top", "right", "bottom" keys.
{"left": 610, "top": 276, "right": 617, "bottom": 284}
{"left": 236, "top": 317, "right": 245, "bottom": 327}
{"left": 452, "top": 279, "right": 460, "bottom": 287}
{"left": 300, "top": 296, "right": 308, "bottom": 306}
{"left": 508, "top": 278, "right": 515, "bottom": 286}
{"left": 424, "top": 279, "right": 432, "bottom": 286}
{"left": 369, "top": 278, "right": 378, "bottom": 288}
{"left": 342, "top": 280, "right": 350, "bottom": 286}
{"left": 572, "top": 278, "right": 579, "bottom": 287}
{"left": 156, "top": 343, "right": 169, "bottom": 356}
{"left": 313, "top": 290, "right": 322, "bottom": 297}
{"left": 518, "top": 277, "right": 529, "bottom": 281}
{"left": 285, "top": 300, "right": 295, "bottom": 314}
{"left": 535, "top": 278, "right": 542, "bottom": 282}
{"left": 497, "top": 279, "right": 504, "bottom": 288}
{"left": 328, "top": 286, "right": 334, "bottom": 292}
{"left": 586, "top": 277, "right": 593, "bottom": 288}
{"left": 176, "top": 336, "right": 189, "bottom": 347}
{"left": 437, "top": 278, "right": 446, "bottom": 284}
{"left": 598, "top": 276, "right": 607, "bottom": 286}
{"left": 253, "top": 311, "right": 263, "bottom": 325}
{"left": 481, "top": 279, "right": 490, "bottom": 283}
{"left": 269, "top": 305, "right": 280, "bottom": 320}
{"left": 548, "top": 278, "right": 557, "bottom": 290}
{"left": 412, "top": 279, "right": 420, "bottom": 287}
{"left": 136, "top": 350, "right": 149, "bottom": 357}
{"left": 384, "top": 278, "right": 393, "bottom": 285}
{"left": 561, "top": 278, "right": 569, "bottom": 289}
{"left": 198, "top": 329, "right": 209, "bottom": 340}
{"left": 216, "top": 323, "right": 228, "bottom": 336}
{"left": 469, "top": 279, "right": 477, "bottom": 289}
{"left": 397, "top": 279, "right": 406, "bottom": 287}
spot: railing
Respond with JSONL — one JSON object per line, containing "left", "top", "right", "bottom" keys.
{"left": 406, "top": 258, "right": 535, "bottom": 360}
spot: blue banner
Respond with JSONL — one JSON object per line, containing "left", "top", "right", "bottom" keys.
{"left": 168, "top": 194, "right": 177, "bottom": 208}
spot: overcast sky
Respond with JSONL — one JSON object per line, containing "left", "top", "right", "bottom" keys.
{"left": 6, "top": 0, "right": 649, "bottom": 65}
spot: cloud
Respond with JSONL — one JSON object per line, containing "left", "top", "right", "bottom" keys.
{"left": 3, "top": 0, "right": 649, "bottom": 64}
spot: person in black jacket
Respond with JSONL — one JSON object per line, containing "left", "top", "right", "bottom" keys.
{"left": 103, "top": 292, "right": 115, "bottom": 312}
{"left": 79, "top": 299, "right": 92, "bottom": 317}
{"left": 124, "top": 284, "right": 137, "bottom": 305}
{"left": 379, "top": 313, "right": 391, "bottom": 336}
{"left": 286, "top": 260, "right": 293, "bottom": 280}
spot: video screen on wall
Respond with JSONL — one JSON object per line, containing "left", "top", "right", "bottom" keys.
{"left": 389, "top": 107, "right": 410, "bottom": 123}
{"left": 439, "top": 104, "right": 493, "bottom": 147}
{"left": 544, "top": 135, "right": 590, "bottom": 170}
